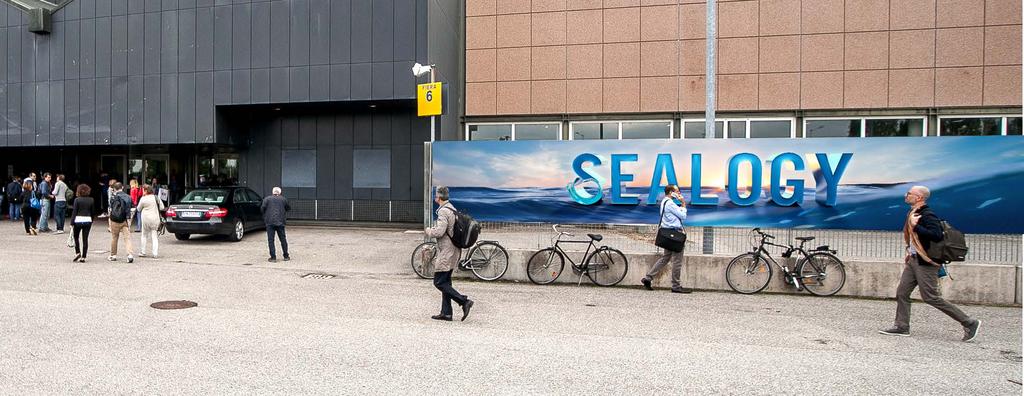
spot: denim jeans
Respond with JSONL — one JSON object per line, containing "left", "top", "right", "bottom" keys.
{"left": 37, "top": 199, "right": 51, "bottom": 231}
{"left": 8, "top": 203, "right": 19, "bottom": 221}
{"left": 266, "top": 225, "right": 289, "bottom": 259}
{"left": 55, "top": 201, "right": 67, "bottom": 230}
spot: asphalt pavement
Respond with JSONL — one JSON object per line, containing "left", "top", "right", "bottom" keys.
{"left": 0, "top": 222, "right": 1020, "bottom": 394}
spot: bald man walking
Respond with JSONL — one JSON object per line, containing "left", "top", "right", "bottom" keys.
{"left": 879, "top": 185, "right": 980, "bottom": 342}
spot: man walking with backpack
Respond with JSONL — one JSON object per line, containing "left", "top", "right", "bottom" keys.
{"left": 879, "top": 186, "right": 980, "bottom": 341}
{"left": 425, "top": 186, "right": 474, "bottom": 322}
{"left": 107, "top": 182, "right": 135, "bottom": 263}
{"left": 260, "top": 187, "right": 291, "bottom": 262}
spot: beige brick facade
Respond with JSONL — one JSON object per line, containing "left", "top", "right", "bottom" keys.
{"left": 465, "top": 0, "right": 1022, "bottom": 116}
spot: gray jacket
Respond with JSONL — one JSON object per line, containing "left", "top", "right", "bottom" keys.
{"left": 260, "top": 194, "right": 291, "bottom": 226}
{"left": 425, "top": 202, "right": 461, "bottom": 272}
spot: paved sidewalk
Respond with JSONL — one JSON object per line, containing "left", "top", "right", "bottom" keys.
{"left": 0, "top": 221, "right": 1020, "bottom": 394}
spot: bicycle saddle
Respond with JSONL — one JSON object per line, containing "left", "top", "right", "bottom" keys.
{"left": 587, "top": 233, "right": 603, "bottom": 242}
{"left": 795, "top": 236, "right": 815, "bottom": 242}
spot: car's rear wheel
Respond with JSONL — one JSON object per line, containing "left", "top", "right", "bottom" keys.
{"left": 228, "top": 220, "right": 244, "bottom": 242}
{"left": 174, "top": 233, "right": 190, "bottom": 241}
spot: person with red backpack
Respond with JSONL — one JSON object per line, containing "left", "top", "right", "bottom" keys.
{"left": 879, "top": 186, "right": 980, "bottom": 342}
{"left": 425, "top": 186, "right": 474, "bottom": 322}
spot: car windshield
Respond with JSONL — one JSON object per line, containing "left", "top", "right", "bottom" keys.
{"left": 180, "top": 190, "right": 228, "bottom": 204}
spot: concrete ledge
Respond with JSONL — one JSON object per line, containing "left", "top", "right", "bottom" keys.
{"left": 454, "top": 249, "right": 1021, "bottom": 306}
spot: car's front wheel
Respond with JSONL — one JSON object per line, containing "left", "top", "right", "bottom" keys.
{"left": 228, "top": 219, "right": 244, "bottom": 242}
{"left": 174, "top": 233, "right": 190, "bottom": 241}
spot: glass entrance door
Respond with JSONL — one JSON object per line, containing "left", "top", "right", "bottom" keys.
{"left": 100, "top": 155, "right": 127, "bottom": 185}
{"left": 143, "top": 155, "right": 169, "bottom": 186}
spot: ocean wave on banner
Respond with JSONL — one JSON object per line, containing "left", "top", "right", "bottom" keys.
{"left": 446, "top": 166, "right": 1024, "bottom": 234}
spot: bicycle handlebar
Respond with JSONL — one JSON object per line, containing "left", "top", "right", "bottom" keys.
{"left": 753, "top": 228, "right": 775, "bottom": 240}
{"left": 552, "top": 224, "right": 574, "bottom": 237}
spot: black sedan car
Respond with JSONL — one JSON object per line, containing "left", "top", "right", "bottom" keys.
{"left": 165, "top": 187, "right": 266, "bottom": 242}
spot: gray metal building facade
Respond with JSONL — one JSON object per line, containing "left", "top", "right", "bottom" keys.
{"left": 0, "top": 0, "right": 464, "bottom": 223}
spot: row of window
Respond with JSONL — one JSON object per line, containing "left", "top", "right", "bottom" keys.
{"left": 466, "top": 116, "right": 1023, "bottom": 141}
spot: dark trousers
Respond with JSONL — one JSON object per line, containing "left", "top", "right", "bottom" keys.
{"left": 55, "top": 201, "right": 67, "bottom": 230}
{"left": 73, "top": 223, "right": 92, "bottom": 257}
{"left": 22, "top": 207, "right": 39, "bottom": 233}
{"left": 266, "top": 225, "right": 289, "bottom": 259}
{"left": 432, "top": 270, "right": 468, "bottom": 316}
{"left": 894, "top": 256, "right": 972, "bottom": 330}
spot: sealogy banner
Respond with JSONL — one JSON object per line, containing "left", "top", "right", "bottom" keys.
{"left": 431, "top": 136, "right": 1024, "bottom": 234}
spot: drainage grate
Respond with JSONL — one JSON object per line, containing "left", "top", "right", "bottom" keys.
{"left": 302, "top": 273, "right": 336, "bottom": 280}
{"left": 150, "top": 300, "right": 198, "bottom": 310}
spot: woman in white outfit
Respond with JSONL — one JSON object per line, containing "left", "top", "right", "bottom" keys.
{"left": 137, "top": 185, "right": 165, "bottom": 258}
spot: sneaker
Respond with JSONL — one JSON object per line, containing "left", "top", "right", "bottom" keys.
{"left": 127, "top": 255, "right": 134, "bottom": 263}
{"left": 641, "top": 278, "right": 653, "bottom": 291}
{"left": 56, "top": 230, "right": 64, "bottom": 234}
{"left": 108, "top": 256, "right": 117, "bottom": 262}
{"left": 268, "top": 257, "right": 277, "bottom": 263}
{"left": 878, "top": 327, "right": 910, "bottom": 337}
{"left": 962, "top": 319, "right": 981, "bottom": 342}
{"left": 283, "top": 256, "right": 291, "bottom": 261}
{"left": 139, "top": 253, "right": 147, "bottom": 257}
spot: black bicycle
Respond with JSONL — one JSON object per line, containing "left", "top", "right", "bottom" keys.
{"left": 725, "top": 228, "right": 847, "bottom": 296}
{"left": 526, "top": 225, "right": 629, "bottom": 286}
{"left": 411, "top": 239, "right": 509, "bottom": 281}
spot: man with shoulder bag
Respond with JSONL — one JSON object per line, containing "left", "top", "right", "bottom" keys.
{"left": 879, "top": 186, "right": 980, "bottom": 342}
{"left": 643, "top": 184, "right": 690, "bottom": 294}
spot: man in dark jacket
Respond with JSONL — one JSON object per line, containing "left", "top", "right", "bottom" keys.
{"left": 6, "top": 176, "right": 21, "bottom": 221}
{"left": 260, "top": 187, "right": 291, "bottom": 262}
{"left": 880, "top": 185, "right": 980, "bottom": 341}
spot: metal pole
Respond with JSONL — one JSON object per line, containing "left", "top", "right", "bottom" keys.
{"left": 430, "top": 68, "right": 436, "bottom": 142}
{"left": 705, "top": 0, "right": 717, "bottom": 139}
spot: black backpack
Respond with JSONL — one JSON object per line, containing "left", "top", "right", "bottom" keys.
{"left": 109, "top": 194, "right": 130, "bottom": 223}
{"left": 925, "top": 220, "right": 969, "bottom": 264}
{"left": 442, "top": 207, "right": 480, "bottom": 249}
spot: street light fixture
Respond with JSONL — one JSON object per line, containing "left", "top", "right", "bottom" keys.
{"left": 411, "top": 62, "right": 438, "bottom": 142}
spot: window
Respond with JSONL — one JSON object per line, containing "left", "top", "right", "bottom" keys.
{"left": 682, "top": 121, "right": 724, "bottom": 138}
{"left": 233, "top": 189, "right": 249, "bottom": 203}
{"left": 571, "top": 122, "right": 619, "bottom": 140}
{"left": 569, "top": 120, "right": 672, "bottom": 140}
{"left": 515, "top": 123, "right": 561, "bottom": 140}
{"left": 1009, "top": 117, "right": 1022, "bottom": 135}
{"left": 803, "top": 117, "right": 926, "bottom": 138}
{"left": 352, "top": 149, "right": 391, "bottom": 188}
{"left": 466, "top": 123, "right": 561, "bottom": 141}
{"left": 938, "top": 116, "right": 1023, "bottom": 136}
{"left": 467, "top": 124, "right": 512, "bottom": 141}
{"left": 621, "top": 121, "right": 672, "bottom": 139}
{"left": 865, "top": 118, "right": 925, "bottom": 137}
{"left": 749, "top": 120, "right": 794, "bottom": 138}
{"left": 683, "top": 118, "right": 794, "bottom": 139}
{"left": 805, "top": 119, "right": 861, "bottom": 138}
{"left": 246, "top": 189, "right": 262, "bottom": 202}
{"left": 281, "top": 150, "right": 317, "bottom": 188}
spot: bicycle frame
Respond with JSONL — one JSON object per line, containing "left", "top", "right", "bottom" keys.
{"left": 750, "top": 238, "right": 820, "bottom": 288}
{"left": 550, "top": 234, "right": 599, "bottom": 270}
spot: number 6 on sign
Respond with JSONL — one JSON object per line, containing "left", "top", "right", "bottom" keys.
{"left": 417, "top": 83, "right": 443, "bottom": 117}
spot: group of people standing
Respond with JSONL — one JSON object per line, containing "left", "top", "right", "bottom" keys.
{"left": 5, "top": 172, "right": 69, "bottom": 235}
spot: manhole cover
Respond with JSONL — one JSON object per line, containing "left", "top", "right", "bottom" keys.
{"left": 150, "top": 300, "right": 198, "bottom": 310}
{"left": 302, "top": 273, "right": 336, "bottom": 279}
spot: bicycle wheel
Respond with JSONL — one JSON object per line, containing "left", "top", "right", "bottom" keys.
{"left": 410, "top": 242, "right": 437, "bottom": 279}
{"left": 725, "top": 252, "right": 772, "bottom": 294}
{"left": 467, "top": 241, "right": 509, "bottom": 281}
{"left": 526, "top": 248, "right": 565, "bottom": 285}
{"left": 583, "top": 247, "right": 628, "bottom": 286}
{"left": 797, "top": 252, "right": 846, "bottom": 296}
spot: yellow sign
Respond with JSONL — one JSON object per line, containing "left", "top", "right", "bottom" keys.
{"left": 417, "top": 83, "right": 443, "bottom": 117}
